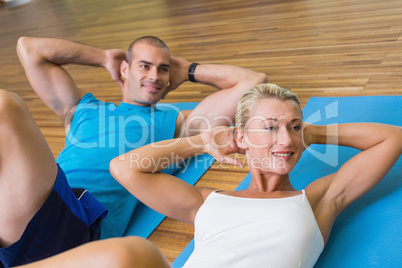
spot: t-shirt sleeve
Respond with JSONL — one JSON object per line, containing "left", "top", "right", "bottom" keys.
{"left": 78, "top": 92, "right": 100, "bottom": 105}
{"left": 159, "top": 107, "right": 180, "bottom": 140}
{"left": 67, "top": 93, "right": 102, "bottom": 138}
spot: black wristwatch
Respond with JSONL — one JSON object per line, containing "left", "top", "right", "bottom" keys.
{"left": 188, "top": 63, "right": 199, "bottom": 83}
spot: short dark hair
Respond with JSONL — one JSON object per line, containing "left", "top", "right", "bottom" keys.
{"left": 126, "top": 36, "right": 169, "bottom": 64}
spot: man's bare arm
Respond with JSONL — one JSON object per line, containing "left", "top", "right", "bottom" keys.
{"left": 174, "top": 62, "right": 268, "bottom": 137}
{"left": 17, "top": 37, "right": 126, "bottom": 123}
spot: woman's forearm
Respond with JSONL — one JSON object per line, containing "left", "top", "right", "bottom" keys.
{"left": 307, "top": 123, "right": 402, "bottom": 151}
{"left": 117, "top": 134, "right": 207, "bottom": 174}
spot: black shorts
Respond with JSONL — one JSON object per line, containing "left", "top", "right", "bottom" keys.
{"left": 0, "top": 165, "right": 108, "bottom": 268}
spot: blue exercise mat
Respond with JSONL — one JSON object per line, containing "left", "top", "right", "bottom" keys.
{"left": 173, "top": 95, "right": 402, "bottom": 268}
{"left": 123, "top": 102, "right": 215, "bottom": 238}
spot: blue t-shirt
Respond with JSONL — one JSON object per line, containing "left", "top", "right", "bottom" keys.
{"left": 56, "top": 93, "right": 179, "bottom": 238}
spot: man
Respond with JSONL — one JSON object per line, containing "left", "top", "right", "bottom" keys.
{"left": 0, "top": 89, "right": 107, "bottom": 267}
{"left": 17, "top": 36, "right": 267, "bottom": 238}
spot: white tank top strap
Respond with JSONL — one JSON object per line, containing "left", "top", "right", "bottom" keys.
{"left": 301, "top": 189, "right": 308, "bottom": 202}
{"left": 205, "top": 189, "right": 223, "bottom": 200}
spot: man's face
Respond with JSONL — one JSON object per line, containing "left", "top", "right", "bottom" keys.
{"left": 121, "top": 42, "right": 170, "bottom": 106}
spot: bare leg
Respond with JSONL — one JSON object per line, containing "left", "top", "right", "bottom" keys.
{"left": 14, "top": 237, "right": 171, "bottom": 268}
{"left": 0, "top": 89, "right": 58, "bottom": 247}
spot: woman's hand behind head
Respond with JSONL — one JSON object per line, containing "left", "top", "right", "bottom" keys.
{"left": 200, "top": 126, "right": 245, "bottom": 168}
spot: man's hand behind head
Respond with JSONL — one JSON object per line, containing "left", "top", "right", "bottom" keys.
{"left": 104, "top": 49, "right": 127, "bottom": 89}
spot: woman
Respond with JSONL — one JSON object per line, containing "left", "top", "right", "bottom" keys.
{"left": 18, "top": 84, "right": 401, "bottom": 267}
{"left": 111, "top": 83, "right": 401, "bottom": 267}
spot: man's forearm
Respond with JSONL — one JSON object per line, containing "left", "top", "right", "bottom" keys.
{"left": 18, "top": 37, "right": 105, "bottom": 67}
{"left": 17, "top": 37, "right": 106, "bottom": 119}
{"left": 192, "top": 63, "right": 267, "bottom": 90}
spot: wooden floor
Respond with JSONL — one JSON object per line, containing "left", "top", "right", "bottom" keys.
{"left": 1, "top": 0, "right": 401, "bottom": 263}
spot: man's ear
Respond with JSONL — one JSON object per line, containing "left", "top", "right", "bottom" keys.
{"left": 120, "top": 60, "right": 129, "bottom": 79}
{"left": 235, "top": 129, "right": 249, "bottom": 150}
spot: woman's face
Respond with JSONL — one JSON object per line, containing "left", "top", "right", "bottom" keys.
{"left": 240, "top": 98, "right": 303, "bottom": 175}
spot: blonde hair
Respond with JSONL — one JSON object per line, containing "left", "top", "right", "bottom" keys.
{"left": 235, "top": 83, "right": 301, "bottom": 130}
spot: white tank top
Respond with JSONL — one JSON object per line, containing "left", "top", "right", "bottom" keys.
{"left": 183, "top": 190, "right": 324, "bottom": 268}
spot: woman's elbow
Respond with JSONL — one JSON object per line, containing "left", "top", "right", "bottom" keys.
{"left": 110, "top": 157, "right": 125, "bottom": 184}
{"left": 386, "top": 125, "right": 402, "bottom": 154}
{"left": 396, "top": 126, "right": 402, "bottom": 152}
{"left": 110, "top": 157, "right": 140, "bottom": 189}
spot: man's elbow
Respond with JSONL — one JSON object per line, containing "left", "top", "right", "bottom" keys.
{"left": 243, "top": 72, "right": 268, "bottom": 91}
{"left": 16, "top": 36, "right": 38, "bottom": 64}
{"left": 16, "top": 36, "right": 28, "bottom": 59}
{"left": 257, "top": 72, "right": 268, "bottom": 84}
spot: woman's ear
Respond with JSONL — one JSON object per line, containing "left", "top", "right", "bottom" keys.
{"left": 235, "top": 129, "right": 249, "bottom": 150}
{"left": 120, "top": 60, "right": 129, "bottom": 80}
